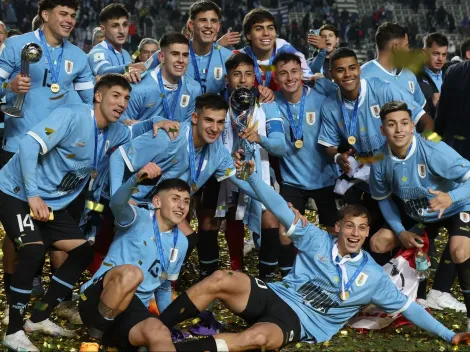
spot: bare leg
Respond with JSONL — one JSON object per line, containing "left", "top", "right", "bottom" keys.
{"left": 128, "top": 317, "right": 175, "bottom": 352}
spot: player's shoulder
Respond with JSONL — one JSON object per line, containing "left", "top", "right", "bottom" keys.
{"left": 363, "top": 76, "right": 391, "bottom": 89}
{"left": 275, "top": 38, "right": 297, "bottom": 54}
{"left": 360, "top": 59, "right": 377, "bottom": 72}
{"left": 182, "top": 74, "right": 202, "bottom": 92}
{"left": 1, "top": 31, "right": 37, "bottom": 52}
{"left": 321, "top": 91, "right": 340, "bottom": 112}
{"left": 53, "top": 103, "right": 90, "bottom": 117}
{"left": 63, "top": 40, "right": 86, "bottom": 56}
{"left": 177, "top": 229, "right": 189, "bottom": 248}
{"left": 215, "top": 44, "right": 233, "bottom": 58}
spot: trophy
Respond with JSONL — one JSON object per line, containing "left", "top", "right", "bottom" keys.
{"left": 230, "top": 87, "right": 256, "bottom": 181}
{"left": 1, "top": 43, "right": 42, "bottom": 118}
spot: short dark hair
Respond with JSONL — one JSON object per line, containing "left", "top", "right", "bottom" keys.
{"left": 155, "top": 178, "right": 190, "bottom": 195}
{"left": 93, "top": 73, "right": 132, "bottom": 103}
{"left": 159, "top": 32, "right": 190, "bottom": 50}
{"left": 32, "top": 14, "right": 42, "bottom": 31}
{"left": 329, "top": 47, "right": 358, "bottom": 68}
{"left": 375, "top": 22, "right": 409, "bottom": 51}
{"left": 99, "top": 3, "right": 129, "bottom": 23}
{"left": 461, "top": 38, "right": 470, "bottom": 58}
{"left": 424, "top": 32, "right": 448, "bottom": 49}
{"left": 337, "top": 204, "right": 371, "bottom": 224}
{"left": 319, "top": 24, "right": 339, "bottom": 37}
{"left": 225, "top": 52, "right": 254, "bottom": 73}
{"left": 195, "top": 93, "right": 229, "bottom": 114}
{"left": 379, "top": 101, "right": 412, "bottom": 121}
{"left": 7, "top": 29, "right": 22, "bottom": 37}
{"left": 273, "top": 52, "right": 301, "bottom": 67}
{"left": 242, "top": 9, "right": 277, "bottom": 42}
{"left": 38, "top": 0, "right": 80, "bottom": 21}
{"left": 189, "top": 0, "right": 222, "bottom": 20}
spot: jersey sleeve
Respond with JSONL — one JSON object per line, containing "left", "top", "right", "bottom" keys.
{"left": 26, "top": 107, "right": 76, "bottom": 155}
{"left": 73, "top": 52, "right": 95, "bottom": 94}
{"left": 144, "top": 51, "right": 160, "bottom": 70}
{"left": 371, "top": 270, "right": 412, "bottom": 315}
{"left": 88, "top": 48, "right": 125, "bottom": 75}
{"left": 213, "top": 147, "right": 237, "bottom": 181}
{"left": 308, "top": 49, "right": 326, "bottom": 74}
{"left": 0, "top": 39, "right": 17, "bottom": 81}
{"left": 318, "top": 100, "right": 342, "bottom": 148}
{"left": 370, "top": 160, "right": 392, "bottom": 200}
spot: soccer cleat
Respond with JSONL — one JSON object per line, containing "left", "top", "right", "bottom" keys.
{"left": 424, "top": 290, "right": 467, "bottom": 312}
{"left": 55, "top": 301, "right": 83, "bottom": 324}
{"left": 2, "top": 305, "right": 9, "bottom": 326}
{"left": 31, "top": 276, "right": 45, "bottom": 297}
{"left": 3, "top": 330, "right": 40, "bottom": 351}
{"left": 24, "top": 318, "right": 75, "bottom": 337}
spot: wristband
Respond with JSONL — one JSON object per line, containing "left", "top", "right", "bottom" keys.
{"left": 334, "top": 153, "right": 341, "bottom": 164}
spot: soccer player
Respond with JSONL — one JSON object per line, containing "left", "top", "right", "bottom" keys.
{"left": 158, "top": 161, "right": 470, "bottom": 351}
{"left": 134, "top": 38, "right": 159, "bottom": 63}
{"left": 369, "top": 101, "right": 470, "bottom": 328}
{"left": 88, "top": 3, "right": 131, "bottom": 76}
{"left": 360, "top": 22, "right": 434, "bottom": 132}
{"left": 273, "top": 52, "right": 339, "bottom": 276}
{"left": 307, "top": 24, "right": 340, "bottom": 80}
{"left": 79, "top": 164, "right": 188, "bottom": 351}
{"left": 0, "top": 73, "right": 134, "bottom": 351}
{"left": 239, "top": 8, "right": 313, "bottom": 90}
{"left": 0, "top": 20, "right": 7, "bottom": 46}
{"left": 120, "top": 32, "right": 201, "bottom": 124}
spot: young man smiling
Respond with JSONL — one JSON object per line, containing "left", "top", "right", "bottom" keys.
{"left": 370, "top": 101, "right": 470, "bottom": 329}
{"left": 88, "top": 3, "right": 132, "bottom": 76}
{"left": 156, "top": 159, "right": 470, "bottom": 351}
{"left": 120, "top": 32, "right": 201, "bottom": 125}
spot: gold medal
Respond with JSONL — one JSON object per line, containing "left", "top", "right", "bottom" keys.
{"left": 348, "top": 136, "right": 356, "bottom": 145}
{"left": 90, "top": 169, "right": 98, "bottom": 179}
{"left": 160, "top": 271, "right": 168, "bottom": 281}
{"left": 295, "top": 140, "right": 303, "bottom": 149}
{"left": 340, "top": 291, "right": 350, "bottom": 301}
{"left": 50, "top": 83, "right": 60, "bottom": 94}
{"left": 191, "top": 183, "right": 198, "bottom": 192}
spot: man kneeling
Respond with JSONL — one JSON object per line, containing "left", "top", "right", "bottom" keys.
{"left": 159, "top": 160, "right": 470, "bottom": 351}
{"left": 79, "top": 163, "right": 189, "bottom": 351}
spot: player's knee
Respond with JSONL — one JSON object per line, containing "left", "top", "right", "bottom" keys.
{"left": 450, "top": 246, "right": 469, "bottom": 264}
{"left": 118, "top": 265, "right": 144, "bottom": 290}
{"left": 242, "top": 329, "right": 268, "bottom": 348}
{"left": 369, "top": 231, "right": 395, "bottom": 253}
{"left": 140, "top": 319, "right": 172, "bottom": 344}
{"left": 206, "top": 270, "right": 229, "bottom": 293}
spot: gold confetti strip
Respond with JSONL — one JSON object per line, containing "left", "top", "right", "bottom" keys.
{"left": 102, "top": 262, "right": 113, "bottom": 267}
{"left": 138, "top": 260, "right": 143, "bottom": 265}
{"left": 80, "top": 293, "right": 87, "bottom": 301}
{"left": 356, "top": 153, "right": 385, "bottom": 164}
{"left": 340, "top": 330, "right": 348, "bottom": 337}
{"left": 192, "top": 317, "right": 201, "bottom": 324}
{"left": 143, "top": 240, "right": 147, "bottom": 246}
{"left": 180, "top": 308, "right": 185, "bottom": 314}
{"left": 224, "top": 168, "right": 232, "bottom": 176}
{"left": 131, "top": 50, "right": 140, "bottom": 61}
{"left": 34, "top": 301, "right": 48, "bottom": 311}
{"left": 66, "top": 154, "right": 76, "bottom": 159}
{"left": 422, "top": 131, "right": 442, "bottom": 143}
{"left": 454, "top": 135, "right": 466, "bottom": 141}
{"left": 295, "top": 343, "right": 302, "bottom": 349}
{"left": 452, "top": 324, "right": 460, "bottom": 329}
{"left": 45, "top": 127, "right": 55, "bottom": 135}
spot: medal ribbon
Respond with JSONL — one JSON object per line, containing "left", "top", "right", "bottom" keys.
{"left": 282, "top": 86, "right": 306, "bottom": 141}
{"left": 189, "top": 40, "right": 214, "bottom": 94}
{"left": 333, "top": 246, "right": 368, "bottom": 299}
{"left": 157, "top": 68, "right": 183, "bottom": 121}
{"left": 246, "top": 46, "right": 275, "bottom": 87}
{"left": 39, "top": 29, "right": 64, "bottom": 87}
{"left": 188, "top": 128, "right": 207, "bottom": 189}
{"left": 340, "top": 90, "right": 360, "bottom": 140}
{"left": 93, "top": 116, "right": 108, "bottom": 172}
{"left": 153, "top": 215, "right": 179, "bottom": 276}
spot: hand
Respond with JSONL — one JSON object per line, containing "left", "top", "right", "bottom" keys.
{"left": 122, "top": 119, "right": 139, "bottom": 126}
{"left": 136, "top": 162, "right": 162, "bottom": 181}
{"left": 336, "top": 149, "right": 354, "bottom": 174}
{"left": 452, "top": 332, "right": 470, "bottom": 345}
{"left": 128, "top": 62, "right": 146, "bottom": 73}
{"left": 257, "top": 85, "right": 274, "bottom": 103}
{"left": 239, "top": 126, "right": 261, "bottom": 143}
{"left": 153, "top": 120, "right": 180, "bottom": 139}
{"left": 428, "top": 188, "right": 453, "bottom": 218}
{"left": 128, "top": 199, "right": 138, "bottom": 206}
{"left": 124, "top": 70, "right": 142, "bottom": 84}
{"left": 234, "top": 158, "right": 255, "bottom": 176}
{"left": 28, "top": 196, "right": 50, "bottom": 222}
{"left": 398, "top": 230, "right": 424, "bottom": 249}
{"left": 288, "top": 202, "right": 308, "bottom": 227}
{"left": 217, "top": 30, "right": 241, "bottom": 47}
{"left": 432, "top": 92, "right": 440, "bottom": 107}
{"left": 307, "top": 34, "right": 326, "bottom": 50}
{"left": 10, "top": 74, "right": 31, "bottom": 94}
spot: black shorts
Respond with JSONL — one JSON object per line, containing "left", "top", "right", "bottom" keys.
{"left": 280, "top": 184, "right": 341, "bottom": 227}
{"left": 194, "top": 175, "right": 221, "bottom": 211}
{"left": 0, "top": 149, "right": 14, "bottom": 168}
{"left": 0, "top": 191, "right": 84, "bottom": 249}
{"left": 79, "top": 271, "right": 159, "bottom": 351}
{"left": 238, "top": 276, "right": 302, "bottom": 347}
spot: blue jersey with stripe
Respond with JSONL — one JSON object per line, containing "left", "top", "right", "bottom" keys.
{"left": 0, "top": 104, "right": 130, "bottom": 210}
{"left": 87, "top": 40, "right": 132, "bottom": 75}
{"left": 370, "top": 135, "right": 470, "bottom": 223}
{"left": 0, "top": 30, "right": 94, "bottom": 153}
{"left": 318, "top": 77, "right": 425, "bottom": 156}
{"left": 120, "top": 66, "right": 202, "bottom": 122}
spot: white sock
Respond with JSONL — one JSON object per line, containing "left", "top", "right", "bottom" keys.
{"left": 215, "top": 339, "right": 229, "bottom": 352}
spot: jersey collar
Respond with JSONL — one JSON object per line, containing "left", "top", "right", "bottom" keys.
{"left": 389, "top": 135, "right": 417, "bottom": 162}
{"left": 371, "top": 59, "right": 402, "bottom": 77}
{"left": 338, "top": 78, "right": 367, "bottom": 108}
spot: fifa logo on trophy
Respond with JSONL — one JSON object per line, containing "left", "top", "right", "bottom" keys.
{"left": 1, "top": 42, "right": 42, "bottom": 118}
{"left": 230, "top": 87, "right": 256, "bottom": 181}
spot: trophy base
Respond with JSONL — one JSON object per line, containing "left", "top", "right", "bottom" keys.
{"left": 236, "top": 162, "right": 251, "bottom": 181}
{"left": 1, "top": 105, "right": 23, "bottom": 118}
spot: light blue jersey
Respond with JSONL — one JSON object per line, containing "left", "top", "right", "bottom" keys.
{"left": 318, "top": 77, "right": 425, "bottom": 156}
{"left": 0, "top": 104, "right": 130, "bottom": 210}
{"left": 370, "top": 135, "right": 470, "bottom": 225}
{"left": 145, "top": 43, "right": 232, "bottom": 94}
{"left": 120, "top": 65, "right": 202, "bottom": 122}
{"left": 81, "top": 173, "right": 188, "bottom": 309}
{"left": 87, "top": 40, "right": 132, "bottom": 76}
{"left": 0, "top": 30, "right": 94, "bottom": 153}
{"left": 275, "top": 85, "right": 336, "bottom": 190}
{"left": 361, "top": 59, "right": 426, "bottom": 109}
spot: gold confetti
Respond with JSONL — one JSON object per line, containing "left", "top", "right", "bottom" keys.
{"left": 295, "top": 343, "right": 302, "bottom": 349}
{"left": 103, "top": 262, "right": 113, "bottom": 267}
{"left": 160, "top": 93, "right": 164, "bottom": 98}
{"left": 224, "top": 168, "right": 232, "bottom": 176}
{"left": 340, "top": 330, "right": 348, "bottom": 337}
{"left": 180, "top": 308, "right": 185, "bottom": 314}
{"left": 80, "top": 293, "right": 87, "bottom": 301}
{"left": 34, "top": 301, "right": 48, "bottom": 311}
{"left": 452, "top": 346, "right": 459, "bottom": 351}
{"left": 143, "top": 241, "right": 147, "bottom": 246}
{"left": 45, "top": 127, "right": 55, "bottom": 135}
{"left": 227, "top": 271, "right": 233, "bottom": 275}
{"left": 452, "top": 324, "right": 460, "bottom": 329}
{"left": 192, "top": 317, "right": 201, "bottom": 324}
{"left": 454, "top": 135, "right": 466, "bottom": 141}
{"left": 138, "top": 260, "right": 143, "bottom": 265}
{"left": 66, "top": 154, "right": 76, "bottom": 159}
{"left": 131, "top": 50, "right": 140, "bottom": 61}
{"left": 323, "top": 341, "right": 330, "bottom": 346}
{"left": 356, "top": 153, "right": 385, "bottom": 164}
{"left": 422, "top": 131, "right": 442, "bottom": 143}
{"left": 283, "top": 282, "right": 289, "bottom": 288}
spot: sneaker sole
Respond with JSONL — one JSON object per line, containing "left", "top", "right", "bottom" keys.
{"left": 426, "top": 300, "right": 466, "bottom": 312}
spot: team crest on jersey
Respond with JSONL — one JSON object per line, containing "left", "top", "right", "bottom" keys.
{"left": 355, "top": 272, "right": 368, "bottom": 286}
{"left": 418, "top": 164, "right": 426, "bottom": 178}
{"left": 460, "top": 212, "right": 470, "bottom": 223}
{"left": 214, "top": 67, "right": 223, "bottom": 80}
{"left": 408, "top": 80, "right": 415, "bottom": 94}
{"left": 306, "top": 112, "right": 315, "bottom": 125}
{"left": 65, "top": 60, "right": 73, "bottom": 74}
{"left": 94, "top": 52, "right": 105, "bottom": 62}
{"left": 180, "top": 94, "right": 190, "bottom": 108}
{"left": 370, "top": 105, "right": 380, "bottom": 118}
